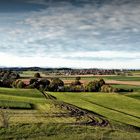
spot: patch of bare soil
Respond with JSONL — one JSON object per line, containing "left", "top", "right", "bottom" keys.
{"left": 106, "top": 80, "right": 140, "bottom": 86}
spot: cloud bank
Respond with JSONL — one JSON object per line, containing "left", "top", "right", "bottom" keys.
{"left": 0, "top": 0, "right": 140, "bottom": 68}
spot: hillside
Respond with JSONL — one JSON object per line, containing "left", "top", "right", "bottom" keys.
{"left": 49, "top": 92, "right": 140, "bottom": 128}
{"left": 0, "top": 88, "right": 140, "bottom": 139}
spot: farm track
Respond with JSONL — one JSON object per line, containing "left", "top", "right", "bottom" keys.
{"left": 45, "top": 92, "right": 109, "bottom": 127}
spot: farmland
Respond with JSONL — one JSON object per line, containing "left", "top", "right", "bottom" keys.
{"left": 49, "top": 92, "right": 140, "bottom": 128}
{"left": 20, "top": 71, "right": 140, "bottom": 87}
{"left": 0, "top": 86, "right": 140, "bottom": 139}
{"left": 0, "top": 70, "right": 140, "bottom": 139}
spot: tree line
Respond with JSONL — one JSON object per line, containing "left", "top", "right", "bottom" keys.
{"left": 0, "top": 71, "right": 133, "bottom": 93}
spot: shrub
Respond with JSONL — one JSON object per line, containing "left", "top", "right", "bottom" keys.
{"left": 101, "top": 85, "right": 118, "bottom": 93}
{"left": 29, "top": 78, "right": 38, "bottom": 85}
{"left": 39, "top": 78, "right": 50, "bottom": 87}
{"left": 71, "top": 76, "right": 82, "bottom": 86}
{"left": 75, "top": 76, "right": 81, "bottom": 81}
{"left": 70, "top": 85, "right": 85, "bottom": 92}
{"left": 98, "top": 79, "right": 105, "bottom": 87}
{"left": 12, "top": 80, "right": 25, "bottom": 88}
{"left": 117, "top": 88, "right": 133, "bottom": 92}
{"left": 71, "top": 80, "right": 82, "bottom": 86}
{"left": 16, "top": 81, "right": 25, "bottom": 88}
{"left": 38, "top": 84, "right": 45, "bottom": 92}
{"left": 48, "top": 78, "right": 64, "bottom": 91}
{"left": 34, "top": 73, "right": 41, "bottom": 78}
{"left": 85, "top": 81, "right": 100, "bottom": 92}
{"left": 0, "top": 71, "right": 20, "bottom": 81}
{"left": 26, "top": 83, "right": 36, "bottom": 89}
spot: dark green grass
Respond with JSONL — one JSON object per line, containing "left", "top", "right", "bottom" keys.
{"left": 0, "top": 123, "right": 139, "bottom": 140}
{"left": 0, "top": 88, "right": 46, "bottom": 105}
{"left": 112, "top": 84, "right": 140, "bottom": 92}
{"left": 0, "top": 94, "right": 46, "bottom": 104}
{"left": 61, "top": 76, "right": 140, "bottom": 81}
{"left": 101, "top": 76, "right": 140, "bottom": 81}
{"left": 0, "top": 100, "right": 32, "bottom": 109}
{"left": 125, "top": 93, "right": 140, "bottom": 100}
{"left": 0, "top": 88, "right": 44, "bottom": 98}
{"left": 111, "top": 84, "right": 140, "bottom": 100}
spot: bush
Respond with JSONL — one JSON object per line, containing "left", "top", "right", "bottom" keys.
{"left": 16, "top": 81, "right": 25, "bottom": 88}
{"left": 48, "top": 78, "right": 64, "bottom": 91}
{"left": 75, "top": 76, "right": 81, "bottom": 81}
{"left": 98, "top": 79, "right": 105, "bottom": 87}
{"left": 101, "top": 85, "right": 118, "bottom": 93}
{"left": 71, "top": 77, "right": 82, "bottom": 86}
{"left": 39, "top": 79, "right": 50, "bottom": 87}
{"left": 0, "top": 71, "right": 20, "bottom": 81}
{"left": 38, "top": 84, "right": 45, "bottom": 92}
{"left": 61, "top": 85, "right": 72, "bottom": 92}
{"left": 12, "top": 80, "right": 25, "bottom": 88}
{"left": 29, "top": 78, "right": 38, "bottom": 85}
{"left": 34, "top": 73, "right": 41, "bottom": 78}
{"left": 71, "top": 80, "right": 82, "bottom": 86}
{"left": 70, "top": 85, "right": 85, "bottom": 92}
{"left": 117, "top": 88, "right": 133, "bottom": 92}
{"left": 26, "top": 83, "right": 36, "bottom": 89}
{"left": 2, "top": 79, "right": 14, "bottom": 88}
{"left": 60, "top": 85, "right": 85, "bottom": 92}
{"left": 85, "top": 81, "right": 100, "bottom": 92}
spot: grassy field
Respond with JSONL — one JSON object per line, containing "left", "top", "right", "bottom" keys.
{"left": 0, "top": 87, "right": 140, "bottom": 139}
{"left": 124, "top": 93, "right": 140, "bottom": 100}
{"left": 111, "top": 84, "right": 140, "bottom": 91}
{"left": 0, "top": 100, "right": 32, "bottom": 109}
{"left": 0, "top": 88, "right": 44, "bottom": 98}
{"left": 0, "top": 123, "right": 140, "bottom": 140}
{"left": 111, "top": 84, "right": 140, "bottom": 100}
{"left": 20, "top": 71, "right": 46, "bottom": 78}
{"left": 20, "top": 71, "right": 140, "bottom": 81}
{"left": 49, "top": 92, "right": 140, "bottom": 128}
{"left": 51, "top": 75, "right": 140, "bottom": 82}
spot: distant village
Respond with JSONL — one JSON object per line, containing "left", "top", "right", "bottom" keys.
{"left": 0, "top": 67, "right": 134, "bottom": 76}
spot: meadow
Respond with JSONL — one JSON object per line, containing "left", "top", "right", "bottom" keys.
{"left": 0, "top": 87, "right": 140, "bottom": 139}
{"left": 49, "top": 92, "right": 140, "bottom": 128}
{"left": 0, "top": 71, "right": 140, "bottom": 139}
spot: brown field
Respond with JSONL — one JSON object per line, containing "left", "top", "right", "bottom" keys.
{"left": 21, "top": 78, "right": 140, "bottom": 86}
{"left": 106, "top": 80, "right": 140, "bottom": 86}
{"left": 61, "top": 79, "right": 140, "bottom": 86}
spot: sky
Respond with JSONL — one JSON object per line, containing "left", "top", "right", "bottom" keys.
{"left": 0, "top": 0, "right": 140, "bottom": 69}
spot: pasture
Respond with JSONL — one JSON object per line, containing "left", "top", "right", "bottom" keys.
{"left": 49, "top": 92, "right": 140, "bottom": 128}
{"left": 0, "top": 85, "right": 140, "bottom": 139}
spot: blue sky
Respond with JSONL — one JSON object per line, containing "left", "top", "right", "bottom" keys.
{"left": 0, "top": 0, "right": 140, "bottom": 68}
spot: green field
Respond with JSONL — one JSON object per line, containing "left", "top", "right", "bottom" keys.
{"left": 112, "top": 84, "right": 140, "bottom": 92}
{"left": 49, "top": 92, "right": 140, "bottom": 128}
{"left": 111, "top": 84, "right": 140, "bottom": 100}
{"left": 0, "top": 100, "right": 32, "bottom": 109}
{"left": 60, "top": 75, "right": 140, "bottom": 81}
{"left": 0, "top": 88, "right": 44, "bottom": 98}
{"left": 125, "top": 93, "right": 140, "bottom": 100}
{"left": 20, "top": 71, "right": 140, "bottom": 81}
{"left": 0, "top": 87, "right": 140, "bottom": 139}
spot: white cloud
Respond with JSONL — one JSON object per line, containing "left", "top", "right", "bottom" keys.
{"left": 0, "top": 0, "right": 140, "bottom": 68}
{"left": 0, "top": 51, "right": 140, "bottom": 69}
{"left": 59, "top": 51, "right": 140, "bottom": 59}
